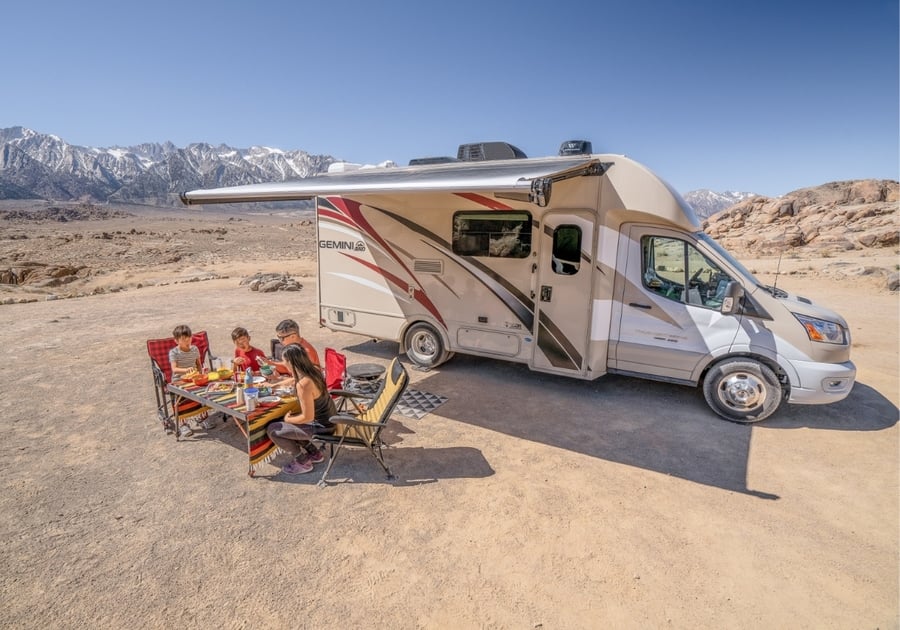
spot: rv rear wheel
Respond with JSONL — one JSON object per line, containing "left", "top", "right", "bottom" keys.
{"left": 702, "top": 358, "right": 782, "bottom": 423}
{"left": 404, "top": 323, "right": 448, "bottom": 368}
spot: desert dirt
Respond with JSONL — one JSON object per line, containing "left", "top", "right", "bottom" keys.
{"left": 0, "top": 204, "right": 897, "bottom": 629}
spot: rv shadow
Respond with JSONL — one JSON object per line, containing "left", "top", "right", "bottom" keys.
{"left": 327, "top": 343, "right": 897, "bottom": 496}
{"left": 403, "top": 353, "right": 778, "bottom": 497}
{"left": 342, "top": 342, "right": 769, "bottom": 495}
{"left": 763, "top": 382, "right": 897, "bottom": 431}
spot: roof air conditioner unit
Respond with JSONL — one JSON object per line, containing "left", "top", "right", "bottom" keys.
{"left": 457, "top": 142, "right": 527, "bottom": 161}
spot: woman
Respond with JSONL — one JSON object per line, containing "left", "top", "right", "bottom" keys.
{"left": 266, "top": 344, "right": 336, "bottom": 475}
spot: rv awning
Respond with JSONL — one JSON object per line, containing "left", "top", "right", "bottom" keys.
{"left": 180, "top": 156, "right": 607, "bottom": 206}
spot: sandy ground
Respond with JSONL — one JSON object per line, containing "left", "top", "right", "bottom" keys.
{"left": 0, "top": 207, "right": 897, "bottom": 629}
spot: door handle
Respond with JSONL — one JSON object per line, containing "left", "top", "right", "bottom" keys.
{"left": 628, "top": 302, "right": 652, "bottom": 310}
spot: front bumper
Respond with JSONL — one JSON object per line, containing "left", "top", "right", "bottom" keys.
{"left": 786, "top": 359, "right": 856, "bottom": 405}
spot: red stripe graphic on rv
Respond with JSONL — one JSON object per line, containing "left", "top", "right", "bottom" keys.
{"left": 325, "top": 197, "right": 422, "bottom": 289}
{"left": 339, "top": 253, "right": 446, "bottom": 328}
{"left": 318, "top": 207, "right": 359, "bottom": 230}
{"left": 453, "top": 192, "right": 513, "bottom": 210}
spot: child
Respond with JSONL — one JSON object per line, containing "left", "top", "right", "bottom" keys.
{"left": 231, "top": 327, "right": 268, "bottom": 374}
{"left": 169, "top": 324, "right": 201, "bottom": 378}
{"left": 168, "top": 324, "right": 212, "bottom": 437}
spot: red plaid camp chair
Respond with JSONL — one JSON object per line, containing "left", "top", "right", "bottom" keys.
{"left": 147, "top": 331, "right": 214, "bottom": 434}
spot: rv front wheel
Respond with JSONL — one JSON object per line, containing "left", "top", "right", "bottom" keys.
{"left": 703, "top": 358, "right": 782, "bottom": 423}
{"left": 404, "top": 323, "right": 447, "bottom": 368}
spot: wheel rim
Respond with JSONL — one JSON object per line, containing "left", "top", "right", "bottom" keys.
{"left": 716, "top": 371, "right": 767, "bottom": 411}
{"left": 409, "top": 330, "right": 438, "bottom": 362}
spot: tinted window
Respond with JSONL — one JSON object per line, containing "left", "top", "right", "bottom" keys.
{"left": 551, "top": 225, "right": 581, "bottom": 275}
{"left": 452, "top": 212, "right": 531, "bottom": 258}
{"left": 641, "top": 235, "right": 733, "bottom": 309}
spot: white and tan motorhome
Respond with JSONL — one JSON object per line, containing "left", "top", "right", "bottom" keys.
{"left": 182, "top": 141, "right": 856, "bottom": 423}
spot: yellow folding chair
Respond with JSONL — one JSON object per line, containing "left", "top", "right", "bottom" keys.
{"left": 316, "top": 357, "right": 409, "bottom": 486}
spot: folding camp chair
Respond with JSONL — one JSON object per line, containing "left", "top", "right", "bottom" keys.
{"left": 324, "top": 347, "right": 347, "bottom": 392}
{"left": 316, "top": 357, "right": 409, "bottom": 486}
{"left": 147, "top": 331, "right": 215, "bottom": 434}
{"left": 325, "top": 347, "right": 356, "bottom": 413}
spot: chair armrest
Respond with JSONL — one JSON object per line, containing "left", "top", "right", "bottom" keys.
{"left": 329, "top": 389, "right": 373, "bottom": 413}
{"left": 328, "top": 389, "right": 369, "bottom": 399}
{"left": 329, "top": 414, "right": 385, "bottom": 428}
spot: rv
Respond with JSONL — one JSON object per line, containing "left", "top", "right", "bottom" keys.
{"left": 181, "top": 141, "right": 856, "bottom": 423}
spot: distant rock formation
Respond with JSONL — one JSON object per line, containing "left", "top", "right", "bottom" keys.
{"left": 703, "top": 179, "right": 898, "bottom": 255}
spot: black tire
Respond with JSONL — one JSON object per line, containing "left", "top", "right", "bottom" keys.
{"left": 404, "top": 322, "right": 448, "bottom": 368}
{"left": 702, "top": 358, "right": 782, "bottom": 423}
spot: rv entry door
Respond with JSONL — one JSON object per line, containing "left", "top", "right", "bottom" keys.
{"left": 531, "top": 211, "right": 595, "bottom": 375}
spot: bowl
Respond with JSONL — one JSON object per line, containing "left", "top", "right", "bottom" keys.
{"left": 217, "top": 368, "right": 233, "bottom": 380}
{"left": 192, "top": 374, "right": 210, "bottom": 386}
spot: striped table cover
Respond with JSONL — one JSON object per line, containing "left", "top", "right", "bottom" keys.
{"left": 174, "top": 381, "right": 298, "bottom": 474}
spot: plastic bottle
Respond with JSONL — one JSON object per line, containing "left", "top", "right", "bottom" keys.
{"left": 244, "top": 368, "right": 253, "bottom": 390}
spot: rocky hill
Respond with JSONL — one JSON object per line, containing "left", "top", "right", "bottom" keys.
{"left": 0, "top": 127, "right": 334, "bottom": 205}
{"left": 703, "top": 179, "right": 898, "bottom": 255}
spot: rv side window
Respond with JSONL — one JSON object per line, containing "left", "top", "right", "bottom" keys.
{"left": 551, "top": 225, "right": 581, "bottom": 275}
{"left": 641, "top": 236, "right": 732, "bottom": 309}
{"left": 452, "top": 212, "right": 531, "bottom": 258}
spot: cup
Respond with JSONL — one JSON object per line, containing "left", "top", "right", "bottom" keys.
{"left": 244, "top": 387, "right": 259, "bottom": 411}
{"left": 235, "top": 386, "right": 244, "bottom": 405}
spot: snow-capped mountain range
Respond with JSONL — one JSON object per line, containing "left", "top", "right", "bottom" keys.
{"left": 682, "top": 189, "right": 759, "bottom": 219}
{"left": 0, "top": 127, "right": 757, "bottom": 213}
{"left": 0, "top": 127, "right": 334, "bottom": 205}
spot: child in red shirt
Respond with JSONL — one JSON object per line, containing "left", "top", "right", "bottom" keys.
{"left": 231, "top": 327, "right": 268, "bottom": 374}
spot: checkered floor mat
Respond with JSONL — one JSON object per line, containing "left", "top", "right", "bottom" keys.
{"left": 394, "top": 389, "right": 448, "bottom": 420}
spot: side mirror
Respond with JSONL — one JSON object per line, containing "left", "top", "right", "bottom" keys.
{"left": 721, "top": 281, "right": 745, "bottom": 315}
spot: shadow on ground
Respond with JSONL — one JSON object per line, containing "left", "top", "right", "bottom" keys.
{"left": 202, "top": 414, "right": 494, "bottom": 487}
{"left": 340, "top": 340, "right": 897, "bottom": 498}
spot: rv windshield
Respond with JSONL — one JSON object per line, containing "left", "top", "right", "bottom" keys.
{"left": 696, "top": 233, "right": 760, "bottom": 285}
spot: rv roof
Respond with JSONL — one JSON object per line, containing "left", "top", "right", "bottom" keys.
{"left": 180, "top": 155, "right": 602, "bottom": 206}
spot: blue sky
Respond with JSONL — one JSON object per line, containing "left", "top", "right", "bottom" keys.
{"left": 2, "top": 0, "right": 897, "bottom": 197}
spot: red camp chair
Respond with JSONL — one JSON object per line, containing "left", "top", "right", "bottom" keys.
{"left": 325, "top": 347, "right": 347, "bottom": 393}
{"left": 147, "top": 331, "right": 214, "bottom": 434}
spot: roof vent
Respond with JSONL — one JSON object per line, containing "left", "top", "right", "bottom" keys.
{"left": 457, "top": 141, "right": 527, "bottom": 161}
{"left": 558, "top": 140, "right": 593, "bottom": 156}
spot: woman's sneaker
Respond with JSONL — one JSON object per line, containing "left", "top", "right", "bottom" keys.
{"left": 282, "top": 458, "right": 314, "bottom": 475}
{"left": 306, "top": 449, "right": 326, "bottom": 465}
{"left": 178, "top": 424, "right": 194, "bottom": 438}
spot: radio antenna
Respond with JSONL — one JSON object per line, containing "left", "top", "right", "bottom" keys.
{"left": 773, "top": 248, "right": 783, "bottom": 291}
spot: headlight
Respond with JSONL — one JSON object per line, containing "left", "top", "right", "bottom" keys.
{"left": 793, "top": 313, "right": 847, "bottom": 345}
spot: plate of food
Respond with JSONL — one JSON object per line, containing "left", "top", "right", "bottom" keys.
{"left": 258, "top": 395, "right": 281, "bottom": 404}
{"left": 252, "top": 376, "right": 266, "bottom": 384}
{"left": 206, "top": 381, "right": 234, "bottom": 394}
